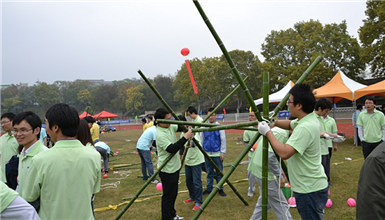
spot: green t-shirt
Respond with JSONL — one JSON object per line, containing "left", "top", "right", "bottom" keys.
{"left": 243, "top": 129, "right": 258, "bottom": 157}
{"left": 181, "top": 133, "right": 204, "bottom": 166}
{"left": 248, "top": 127, "right": 289, "bottom": 180}
{"left": 315, "top": 113, "right": 329, "bottom": 156}
{"left": 23, "top": 139, "right": 101, "bottom": 220}
{"left": 286, "top": 112, "right": 328, "bottom": 193}
{"left": 0, "top": 133, "right": 19, "bottom": 183}
{"left": 0, "top": 181, "right": 18, "bottom": 212}
{"left": 357, "top": 110, "right": 385, "bottom": 143}
{"left": 156, "top": 124, "right": 181, "bottom": 173}
{"left": 18, "top": 141, "right": 48, "bottom": 199}
{"left": 324, "top": 116, "right": 338, "bottom": 148}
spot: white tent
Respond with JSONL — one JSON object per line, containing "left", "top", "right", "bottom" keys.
{"left": 254, "top": 81, "right": 294, "bottom": 106}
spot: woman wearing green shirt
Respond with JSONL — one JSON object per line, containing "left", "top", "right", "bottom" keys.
{"left": 154, "top": 108, "right": 194, "bottom": 220}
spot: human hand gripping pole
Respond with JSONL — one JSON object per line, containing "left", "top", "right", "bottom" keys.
{"left": 258, "top": 121, "right": 271, "bottom": 136}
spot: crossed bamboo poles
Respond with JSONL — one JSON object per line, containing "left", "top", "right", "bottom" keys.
{"left": 115, "top": 0, "right": 322, "bottom": 219}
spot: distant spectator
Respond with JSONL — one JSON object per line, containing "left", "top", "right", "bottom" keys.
{"left": 0, "top": 112, "right": 18, "bottom": 184}
{"left": 84, "top": 116, "right": 100, "bottom": 144}
{"left": 143, "top": 115, "right": 154, "bottom": 131}
{"left": 352, "top": 105, "right": 363, "bottom": 146}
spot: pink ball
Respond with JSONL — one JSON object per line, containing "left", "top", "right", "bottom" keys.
{"left": 325, "top": 199, "right": 332, "bottom": 208}
{"left": 156, "top": 182, "right": 163, "bottom": 191}
{"left": 288, "top": 197, "right": 296, "bottom": 206}
{"left": 347, "top": 198, "right": 356, "bottom": 207}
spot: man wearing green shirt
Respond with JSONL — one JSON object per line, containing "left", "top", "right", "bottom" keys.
{"left": 249, "top": 127, "right": 292, "bottom": 220}
{"left": 23, "top": 103, "right": 101, "bottom": 220}
{"left": 243, "top": 111, "right": 258, "bottom": 197}
{"left": 258, "top": 84, "right": 328, "bottom": 219}
{"left": 155, "top": 108, "right": 194, "bottom": 220}
{"left": 357, "top": 97, "right": 385, "bottom": 158}
{"left": 0, "top": 112, "right": 18, "bottom": 184}
{"left": 13, "top": 111, "right": 48, "bottom": 206}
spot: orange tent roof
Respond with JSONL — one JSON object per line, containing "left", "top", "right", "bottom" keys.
{"left": 354, "top": 79, "right": 385, "bottom": 100}
{"left": 93, "top": 110, "right": 119, "bottom": 119}
{"left": 313, "top": 70, "right": 366, "bottom": 102}
{"left": 79, "top": 111, "right": 92, "bottom": 119}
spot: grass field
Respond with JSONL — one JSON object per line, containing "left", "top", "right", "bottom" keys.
{"left": 93, "top": 129, "right": 363, "bottom": 220}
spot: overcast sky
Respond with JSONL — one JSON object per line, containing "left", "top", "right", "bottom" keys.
{"left": 2, "top": 0, "right": 367, "bottom": 85}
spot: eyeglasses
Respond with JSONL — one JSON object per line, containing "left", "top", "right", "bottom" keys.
{"left": 287, "top": 101, "right": 294, "bottom": 105}
{"left": 1, "top": 121, "right": 11, "bottom": 126}
{"left": 13, "top": 128, "right": 33, "bottom": 134}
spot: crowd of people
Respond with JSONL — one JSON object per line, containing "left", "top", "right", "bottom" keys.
{"left": 1, "top": 84, "right": 385, "bottom": 220}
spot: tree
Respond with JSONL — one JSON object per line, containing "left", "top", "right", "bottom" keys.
{"left": 261, "top": 20, "right": 365, "bottom": 89}
{"left": 359, "top": 0, "right": 385, "bottom": 78}
{"left": 126, "top": 85, "right": 145, "bottom": 115}
{"left": 34, "top": 82, "right": 60, "bottom": 114}
{"left": 89, "top": 84, "right": 118, "bottom": 112}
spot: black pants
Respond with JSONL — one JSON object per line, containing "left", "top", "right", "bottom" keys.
{"left": 159, "top": 170, "right": 180, "bottom": 220}
{"left": 328, "top": 147, "right": 333, "bottom": 159}
{"left": 321, "top": 154, "right": 330, "bottom": 182}
{"left": 362, "top": 141, "right": 383, "bottom": 159}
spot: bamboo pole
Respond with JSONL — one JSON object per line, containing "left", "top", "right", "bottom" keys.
{"left": 192, "top": 0, "right": 262, "bottom": 123}
{"left": 116, "top": 70, "right": 249, "bottom": 219}
{"left": 157, "top": 119, "right": 259, "bottom": 132}
{"left": 261, "top": 72, "right": 269, "bottom": 220}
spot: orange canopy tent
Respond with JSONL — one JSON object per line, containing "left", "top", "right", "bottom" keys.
{"left": 354, "top": 79, "right": 385, "bottom": 100}
{"left": 93, "top": 111, "right": 119, "bottom": 119}
{"left": 313, "top": 70, "right": 367, "bottom": 102}
{"left": 79, "top": 111, "right": 92, "bottom": 119}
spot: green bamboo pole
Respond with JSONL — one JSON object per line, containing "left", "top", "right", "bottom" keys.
{"left": 261, "top": 72, "right": 269, "bottom": 220}
{"left": 192, "top": 0, "right": 262, "bottom": 123}
{"left": 115, "top": 70, "right": 248, "bottom": 219}
{"left": 137, "top": 70, "right": 246, "bottom": 205}
{"left": 157, "top": 119, "right": 259, "bottom": 132}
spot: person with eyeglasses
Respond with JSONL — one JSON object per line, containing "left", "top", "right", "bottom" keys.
{"left": 0, "top": 112, "right": 18, "bottom": 184}
{"left": 258, "top": 84, "right": 328, "bottom": 220}
{"left": 12, "top": 112, "right": 48, "bottom": 207}
{"left": 23, "top": 103, "right": 101, "bottom": 220}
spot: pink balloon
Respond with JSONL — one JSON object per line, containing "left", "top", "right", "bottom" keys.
{"left": 181, "top": 48, "right": 190, "bottom": 56}
{"left": 156, "top": 182, "right": 163, "bottom": 191}
{"left": 347, "top": 198, "right": 356, "bottom": 207}
{"left": 288, "top": 197, "right": 296, "bottom": 206}
{"left": 325, "top": 199, "right": 332, "bottom": 208}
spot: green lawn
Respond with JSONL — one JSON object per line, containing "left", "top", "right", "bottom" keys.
{"left": 94, "top": 129, "right": 362, "bottom": 220}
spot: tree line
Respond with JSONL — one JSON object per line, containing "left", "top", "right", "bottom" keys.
{"left": 2, "top": 1, "right": 384, "bottom": 118}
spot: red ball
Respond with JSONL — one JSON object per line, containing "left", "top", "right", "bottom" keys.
{"left": 103, "top": 174, "right": 108, "bottom": 179}
{"left": 181, "top": 48, "right": 190, "bottom": 56}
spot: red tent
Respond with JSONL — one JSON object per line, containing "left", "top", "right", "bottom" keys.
{"left": 79, "top": 111, "right": 92, "bottom": 119}
{"left": 93, "top": 111, "right": 119, "bottom": 119}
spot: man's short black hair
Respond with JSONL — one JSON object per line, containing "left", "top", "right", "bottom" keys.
{"left": 289, "top": 84, "right": 316, "bottom": 114}
{"left": 84, "top": 116, "right": 96, "bottom": 123}
{"left": 365, "top": 97, "right": 376, "bottom": 104}
{"left": 186, "top": 106, "right": 198, "bottom": 114}
{"left": 177, "top": 115, "right": 187, "bottom": 121}
{"left": 315, "top": 98, "right": 332, "bottom": 111}
{"left": 207, "top": 107, "right": 215, "bottom": 113}
{"left": 147, "top": 115, "right": 153, "bottom": 121}
{"left": 45, "top": 103, "right": 79, "bottom": 137}
{"left": 1, "top": 112, "right": 15, "bottom": 121}
{"left": 142, "top": 118, "right": 147, "bottom": 123}
{"left": 357, "top": 104, "right": 363, "bottom": 110}
{"left": 13, "top": 111, "right": 42, "bottom": 139}
{"left": 154, "top": 108, "right": 170, "bottom": 125}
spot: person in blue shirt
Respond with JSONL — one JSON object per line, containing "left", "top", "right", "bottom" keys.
{"left": 136, "top": 126, "right": 158, "bottom": 183}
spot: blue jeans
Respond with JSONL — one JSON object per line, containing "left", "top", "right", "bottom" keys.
{"left": 137, "top": 149, "right": 154, "bottom": 180}
{"left": 205, "top": 156, "right": 223, "bottom": 191}
{"left": 185, "top": 163, "right": 203, "bottom": 204}
{"left": 294, "top": 187, "right": 329, "bottom": 220}
{"left": 95, "top": 147, "right": 109, "bottom": 173}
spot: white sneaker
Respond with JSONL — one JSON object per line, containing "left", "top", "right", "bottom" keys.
{"left": 247, "top": 187, "right": 254, "bottom": 197}
{"left": 174, "top": 215, "right": 184, "bottom": 220}
{"left": 151, "top": 179, "right": 159, "bottom": 184}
